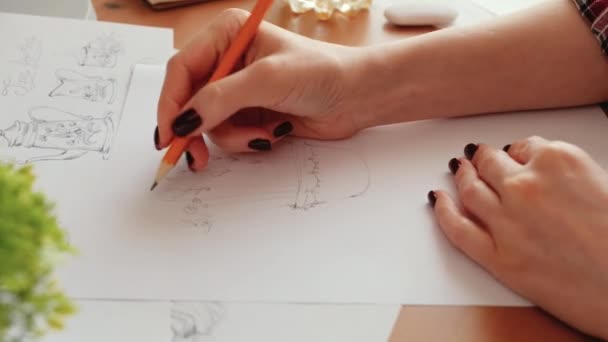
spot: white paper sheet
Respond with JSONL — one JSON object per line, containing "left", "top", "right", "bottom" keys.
{"left": 43, "top": 300, "right": 171, "bottom": 342}
{"left": 42, "top": 300, "right": 399, "bottom": 342}
{"left": 0, "top": 12, "right": 173, "bottom": 165}
{"left": 34, "top": 64, "right": 604, "bottom": 306}
{"left": 170, "top": 302, "right": 400, "bottom": 342}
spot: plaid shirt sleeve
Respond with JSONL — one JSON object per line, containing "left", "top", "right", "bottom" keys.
{"left": 572, "top": 0, "right": 608, "bottom": 54}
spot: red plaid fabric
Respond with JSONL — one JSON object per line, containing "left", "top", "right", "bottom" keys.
{"left": 573, "top": 0, "right": 608, "bottom": 54}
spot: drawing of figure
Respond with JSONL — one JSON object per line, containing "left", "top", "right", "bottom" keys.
{"left": 288, "top": 140, "right": 370, "bottom": 211}
{"left": 171, "top": 302, "right": 224, "bottom": 342}
{"left": 1, "top": 70, "right": 36, "bottom": 96}
{"left": 14, "top": 36, "right": 42, "bottom": 67}
{"left": 150, "top": 138, "right": 373, "bottom": 232}
{"left": 49, "top": 69, "right": 116, "bottom": 103}
{"left": 290, "top": 143, "right": 324, "bottom": 210}
{"left": 77, "top": 34, "right": 123, "bottom": 68}
{"left": 0, "top": 106, "right": 114, "bottom": 163}
{"left": 153, "top": 139, "right": 371, "bottom": 230}
{"left": 1, "top": 37, "right": 42, "bottom": 96}
{"left": 158, "top": 175, "right": 214, "bottom": 232}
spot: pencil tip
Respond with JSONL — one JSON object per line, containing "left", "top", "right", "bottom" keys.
{"left": 150, "top": 181, "right": 158, "bottom": 191}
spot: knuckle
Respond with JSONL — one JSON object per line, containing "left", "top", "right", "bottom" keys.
{"left": 197, "top": 84, "right": 224, "bottom": 109}
{"left": 435, "top": 206, "right": 468, "bottom": 248}
{"left": 526, "top": 135, "right": 544, "bottom": 144}
{"left": 508, "top": 139, "right": 526, "bottom": 153}
{"left": 157, "top": 94, "right": 181, "bottom": 122}
{"left": 536, "top": 143, "right": 562, "bottom": 160}
{"left": 535, "top": 142, "right": 582, "bottom": 167}
{"left": 502, "top": 174, "right": 541, "bottom": 200}
{"left": 444, "top": 217, "right": 470, "bottom": 247}
{"left": 222, "top": 7, "right": 247, "bottom": 19}
{"left": 459, "top": 181, "right": 482, "bottom": 205}
{"left": 204, "top": 83, "right": 223, "bottom": 100}
{"left": 166, "top": 55, "right": 183, "bottom": 73}
{"left": 474, "top": 147, "right": 495, "bottom": 172}
{"left": 221, "top": 8, "right": 249, "bottom": 21}
{"left": 550, "top": 141, "right": 585, "bottom": 158}
{"left": 214, "top": 9, "right": 249, "bottom": 38}
{"left": 167, "top": 54, "right": 178, "bottom": 67}
{"left": 511, "top": 135, "right": 542, "bottom": 157}
{"left": 255, "top": 57, "right": 283, "bottom": 75}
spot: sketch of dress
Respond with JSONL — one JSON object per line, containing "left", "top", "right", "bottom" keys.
{"left": 14, "top": 36, "right": 43, "bottom": 67}
{"left": 1, "top": 36, "right": 42, "bottom": 96}
{"left": 171, "top": 302, "right": 224, "bottom": 342}
{"left": 0, "top": 106, "right": 114, "bottom": 163}
{"left": 288, "top": 140, "right": 370, "bottom": 210}
{"left": 156, "top": 154, "right": 259, "bottom": 232}
{"left": 49, "top": 69, "right": 116, "bottom": 103}
{"left": 77, "top": 34, "right": 123, "bottom": 68}
{"left": 1, "top": 70, "right": 36, "bottom": 96}
{"left": 155, "top": 139, "right": 370, "bottom": 231}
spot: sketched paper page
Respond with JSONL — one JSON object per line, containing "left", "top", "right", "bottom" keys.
{"left": 43, "top": 300, "right": 170, "bottom": 342}
{"left": 170, "top": 302, "right": 400, "bottom": 342}
{"left": 45, "top": 300, "right": 398, "bottom": 342}
{"left": 0, "top": 12, "right": 173, "bottom": 165}
{"left": 54, "top": 65, "right": 608, "bottom": 306}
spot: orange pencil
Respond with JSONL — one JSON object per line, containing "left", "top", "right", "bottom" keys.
{"left": 151, "top": 0, "right": 274, "bottom": 191}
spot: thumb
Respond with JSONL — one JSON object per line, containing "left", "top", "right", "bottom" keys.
{"left": 172, "top": 60, "right": 288, "bottom": 138}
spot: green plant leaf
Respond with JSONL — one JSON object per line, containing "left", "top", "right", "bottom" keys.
{"left": 0, "top": 163, "right": 75, "bottom": 340}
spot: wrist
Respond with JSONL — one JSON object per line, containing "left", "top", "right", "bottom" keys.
{"left": 343, "top": 41, "right": 433, "bottom": 130}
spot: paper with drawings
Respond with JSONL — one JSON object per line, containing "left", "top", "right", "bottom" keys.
{"left": 0, "top": 12, "right": 173, "bottom": 164}
{"left": 42, "top": 300, "right": 171, "bottom": 342}
{"left": 169, "top": 302, "right": 399, "bottom": 342}
{"left": 42, "top": 300, "right": 399, "bottom": 342}
{"left": 44, "top": 64, "right": 607, "bottom": 305}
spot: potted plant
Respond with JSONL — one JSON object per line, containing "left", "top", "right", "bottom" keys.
{"left": 0, "top": 163, "right": 75, "bottom": 341}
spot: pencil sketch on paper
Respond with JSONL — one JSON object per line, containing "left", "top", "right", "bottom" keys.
{"left": 77, "top": 34, "right": 123, "bottom": 68}
{"left": 288, "top": 140, "right": 371, "bottom": 211}
{"left": 171, "top": 302, "right": 224, "bottom": 342}
{"left": 0, "top": 106, "right": 115, "bottom": 164}
{"left": 1, "top": 36, "right": 42, "bottom": 96}
{"left": 156, "top": 154, "right": 267, "bottom": 231}
{"left": 49, "top": 69, "right": 116, "bottom": 103}
{"left": 155, "top": 139, "right": 371, "bottom": 230}
{"left": 13, "top": 36, "right": 43, "bottom": 67}
{"left": 159, "top": 172, "right": 214, "bottom": 232}
{"left": 2, "top": 70, "right": 36, "bottom": 96}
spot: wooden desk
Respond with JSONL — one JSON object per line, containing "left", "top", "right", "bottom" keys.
{"left": 92, "top": 0, "right": 589, "bottom": 340}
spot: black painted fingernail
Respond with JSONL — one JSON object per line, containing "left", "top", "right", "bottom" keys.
{"left": 172, "top": 109, "right": 202, "bottom": 137}
{"left": 464, "top": 143, "right": 479, "bottom": 160}
{"left": 448, "top": 158, "right": 461, "bottom": 174}
{"left": 185, "top": 151, "right": 195, "bottom": 172}
{"left": 273, "top": 121, "right": 293, "bottom": 137}
{"left": 248, "top": 139, "right": 272, "bottom": 151}
{"left": 427, "top": 191, "right": 437, "bottom": 208}
{"left": 503, "top": 144, "right": 511, "bottom": 152}
{"left": 154, "top": 126, "right": 160, "bottom": 150}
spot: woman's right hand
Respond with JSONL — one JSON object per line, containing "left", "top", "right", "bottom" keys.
{"left": 155, "top": 9, "right": 368, "bottom": 171}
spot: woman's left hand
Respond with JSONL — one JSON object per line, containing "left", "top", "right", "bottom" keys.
{"left": 429, "top": 136, "right": 608, "bottom": 339}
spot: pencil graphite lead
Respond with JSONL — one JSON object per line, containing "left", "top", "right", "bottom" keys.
{"left": 150, "top": 181, "right": 158, "bottom": 191}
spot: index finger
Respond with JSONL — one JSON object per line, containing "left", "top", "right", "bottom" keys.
{"left": 156, "top": 9, "right": 250, "bottom": 148}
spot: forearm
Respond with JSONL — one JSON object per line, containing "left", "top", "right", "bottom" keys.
{"left": 354, "top": 0, "right": 608, "bottom": 128}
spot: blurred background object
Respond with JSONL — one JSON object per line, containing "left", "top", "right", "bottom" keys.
{"left": 146, "top": 0, "right": 214, "bottom": 10}
{"left": 285, "top": 0, "right": 371, "bottom": 20}
{"left": 0, "top": 0, "right": 96, "bottom": 19}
